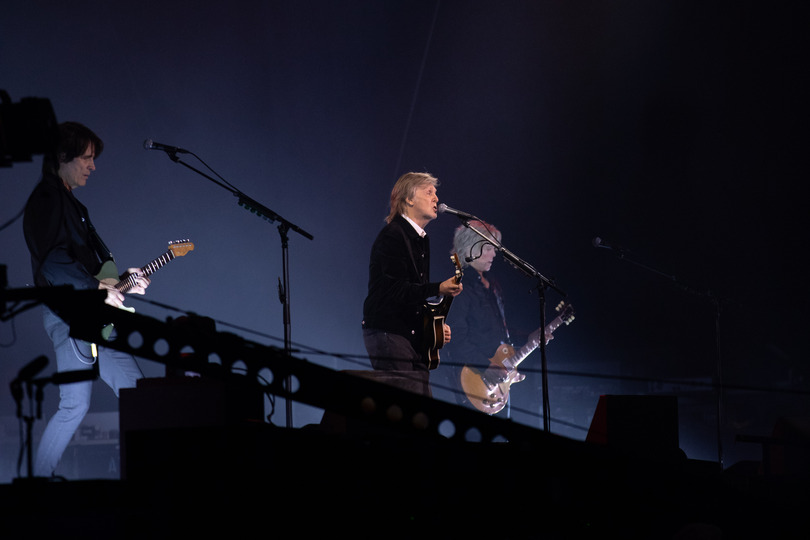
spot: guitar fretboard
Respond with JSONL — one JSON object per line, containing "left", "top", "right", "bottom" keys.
{"left": 115, "top": 251, "right": 176, "bottom": 293}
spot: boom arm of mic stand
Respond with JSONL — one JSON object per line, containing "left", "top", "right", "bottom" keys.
{"left": 236, "top": 193, "right": 313, "bottom": 241}
{"left": 166, "top": 154, "right": 314, "bottom": 241}
{"left": 602, "top": 246, "right": 677, "bottom": 283}
{"left": 599, "top": 244, "right": 724, "bottom": 302}
{"left": 498, "top": 245, "right": 566, "bottom": 296}
{"left": 459, "top": 220, "right": 565, "bottom": 295}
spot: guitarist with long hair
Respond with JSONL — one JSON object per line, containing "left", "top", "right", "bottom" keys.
{"left": 362, "top": 172, "right": 462, "bottom": 387}
{"left": 436, "top": 220, "right": 572, "bottom": 413}
{"left": 23, "top": 121, "right": 150, "bottom": 478}
{"left": 433, "top": 220, "right": 515, "bottom": 407}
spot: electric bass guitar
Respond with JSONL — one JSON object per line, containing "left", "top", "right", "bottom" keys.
{"left": 95, "top": 239, "right": 194, "bottom": 340}
{"left": 460, "top": 300, "right": 574, "bottom": 414}
{"left": 422, "top": 253, "right": 463, "bottom": 370}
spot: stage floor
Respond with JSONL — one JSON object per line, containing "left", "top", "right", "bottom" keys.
{"left": 1, "top": 423, "right": 806, "bottom": 539}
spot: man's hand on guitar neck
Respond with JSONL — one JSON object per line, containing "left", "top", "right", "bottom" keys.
{"left": 120, "top": 267, "right": 150, "bottom": 295}
{"left": 439, "top": 276, "right": 462, "bottom": 297}
{"left": 98, "top": 268, "right": 150, "bottom": 308}
{"left": 98, "top": 281, "right": 125, "bottom": 308}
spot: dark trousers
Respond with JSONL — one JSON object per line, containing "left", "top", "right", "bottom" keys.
{"left": 362, "top": 328, "right": 426, "bottom": 372}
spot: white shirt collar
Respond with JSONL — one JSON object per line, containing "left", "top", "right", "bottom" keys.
{"left": 401, "top": 214, "right": 426, "bottom": 238}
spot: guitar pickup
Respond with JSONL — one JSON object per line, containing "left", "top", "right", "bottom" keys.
{"left": 481, "top": 366, "right": 508, "bottom": 386}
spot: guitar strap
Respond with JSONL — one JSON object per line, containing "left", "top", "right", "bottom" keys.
{"left": 493, "top": 286, "right": 512, "bottom": 343}
{"left": 87, "top": 221, "right": 114, "bottom": 265}
{"left": 69, "top": 190, "right": 115, "bottom": 265}
{"left": 493, "top": 281, "right": 511, "bottom": 344}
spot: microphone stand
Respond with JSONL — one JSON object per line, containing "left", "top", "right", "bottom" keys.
{"left": 596, "top": 242, "right": 727, "bottom": 470}
{"left": 459, "top": 220, "right": 566, "bottom": 432}
{"left": 12, "top": 368, "right": 97, "bottom": 482}
{"left": 162, "top": 151, "right": 313, "bottom": 428}
{"left": 11, "top": 378, "right": 39, "bottom": 480}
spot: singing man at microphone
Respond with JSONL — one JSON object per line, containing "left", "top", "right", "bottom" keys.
{"left": 361, "top": 172, "right": 462, "bottom": 383}
{"left": 23, "top": 121, "right": 149, "bottom": 478}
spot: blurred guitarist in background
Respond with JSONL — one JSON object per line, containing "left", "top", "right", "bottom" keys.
{"left": 362, "top": 172, "right": 462, "bottom": 383}
{"left": 23, "top": 121, "right": 150, "bottom": 478}
{"left": 435, "top": 220, "right": 550, "bottom": 410}
{"left": 434, "top": 220, "right": 508, "bottom": 407}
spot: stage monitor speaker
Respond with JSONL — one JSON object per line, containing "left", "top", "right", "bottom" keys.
{"left": 120, "top": 376, "right": 264, "bottom": 432}
{"left": 586, "top": 395, "right": 679, "bottom": 458}
{"left": 119, "top": 376, "right": 264, "bottom": 479}
{"left": 769, "top": 416, "right": 810, "bottom": 477}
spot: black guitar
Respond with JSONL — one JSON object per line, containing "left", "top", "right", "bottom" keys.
{"left": 422, "top": 253, "right": 463, "bottom": 370}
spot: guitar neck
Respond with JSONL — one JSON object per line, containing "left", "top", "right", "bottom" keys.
{"left": 115, "top": 250, "right": 175, "bottom": 293}
{"left": 503, "top": 313, "right": 566, "bottom": 372}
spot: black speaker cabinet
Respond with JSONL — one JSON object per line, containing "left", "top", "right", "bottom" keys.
{"left": 119, "top": 376, "right": 264, "bottom": 479}
{"left": 769, "top": 416, "right": 810, "bottom": 477}
{"left": 586, "top": 395, "right": 679, "bottom": 458}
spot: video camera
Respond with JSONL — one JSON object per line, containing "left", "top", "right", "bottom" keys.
{"left": 0, "top": 90, "right": 58, "bottom": 168}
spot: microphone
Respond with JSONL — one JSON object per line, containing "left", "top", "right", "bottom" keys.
{"left": 143, "top": 139, "right": 189, "bottom": 154}
{"left": 592, "top": 236, "right": 627, "bottom": 252}
{"left": 437, "top": 203, "right": 477, "bottom": 221}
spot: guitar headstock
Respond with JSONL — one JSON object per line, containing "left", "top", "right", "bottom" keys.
{"left": 450, "top": 253, "right": 463, "bottom": 283}
{"left": 555, "top": 300, "right": 575, "bottom": 324}
{"left": 168, "top": 239, "right": 195, "bottom": 257}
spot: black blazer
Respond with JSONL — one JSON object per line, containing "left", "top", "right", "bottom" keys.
{"left": 362, "top": 215, "right": 441, "bottom": 347}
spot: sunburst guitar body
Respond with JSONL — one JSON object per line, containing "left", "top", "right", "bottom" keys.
{"left": 460, "top": 301, "right": 574, "bottom": 414}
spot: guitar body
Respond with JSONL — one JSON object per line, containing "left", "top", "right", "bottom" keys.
{"left": 423, "top": 295, "right": 454, "bottom": 370}
{"left": 95, "top": 260, "right": 135, "bottom": 341}
{"left": 460, "top": 343, "right": 521, "bottom": 414}
{"left": 95, "top": 260, "right": 120, "bottom": 283}
{"left": 422, "top": 253, "right": 463, "bottom": 370}
{"left": 460, "top": 301, "right": 575, "bottom": 414}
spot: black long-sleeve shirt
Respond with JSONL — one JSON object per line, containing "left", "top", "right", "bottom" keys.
{"left": 23, "top": 173, "right": 110, "bottom": 290}
{"left": 443, "top": 270, "right": 510, "bottom": 371}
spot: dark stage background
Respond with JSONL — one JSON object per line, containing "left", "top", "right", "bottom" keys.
{"left": 1, "top": 1, "right": 807, "bottom": 482}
